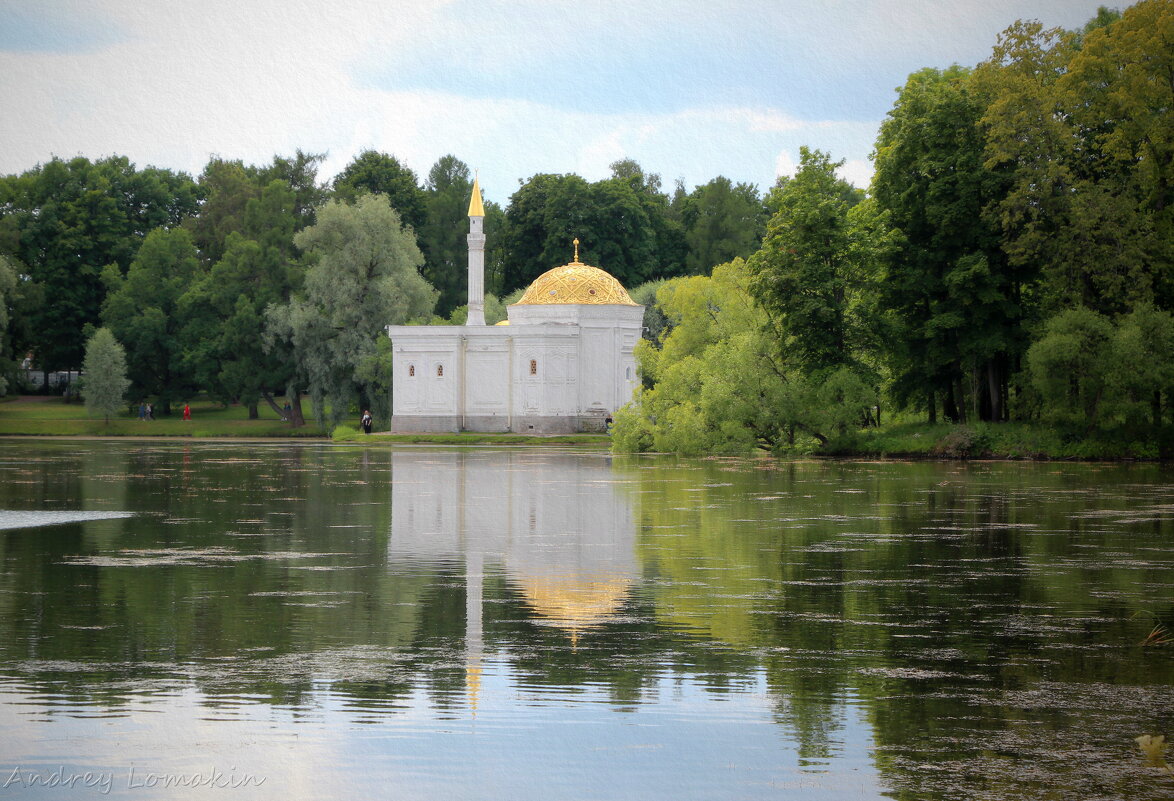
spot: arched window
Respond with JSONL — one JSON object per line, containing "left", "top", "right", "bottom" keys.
{"left": 529, "top": 359, "right": 537, "bottom": 376}
{"left": 436, "top": 364, "right": 444, "bottom": 377}
{"left": 408, "top": 364, "right": 415, "bottom": 377}
{"left": 626, "top": 366, "right": 632, "bottom": 380}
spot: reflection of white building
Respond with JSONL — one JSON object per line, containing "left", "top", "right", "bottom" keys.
{"left": 390, "top": 449, "right": 638, "bottom": 635}
{"left": 387, "top": 179, "right": 644, "bottom": 434}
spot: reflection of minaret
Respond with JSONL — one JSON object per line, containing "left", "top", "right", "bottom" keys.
{"left": 466, "top": 549, "right": 483, "bottom": 715}
{"left": 466, "top": 175, "right": 486, "bottom": 326}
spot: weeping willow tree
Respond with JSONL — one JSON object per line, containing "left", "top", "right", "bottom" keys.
{"left": 265, "top": 194, "right": 437, "bottom": 428}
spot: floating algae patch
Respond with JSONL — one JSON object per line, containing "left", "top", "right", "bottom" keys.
{"left": 0, "top": 509, "right": 134, "bottom": 531}
{"left": 61, "top": 547, "right": 348, "bottom": 567}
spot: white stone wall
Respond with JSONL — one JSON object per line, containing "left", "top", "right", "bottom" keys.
{"left": 388, "top": 302, "right": 643, "bottom": 433}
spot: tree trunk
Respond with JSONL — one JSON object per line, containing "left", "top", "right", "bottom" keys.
{"left": 928, "top": 391, "right": 937, "bottom": 424}
{"left": 261, "top": 391, "right": 285, "bottom": 418}
{"left": 1153, "top": 389, "right": 1162, "bottom": 429}
{"left": 248, "top": 402, "right": 258, "bottom": 420}
{"left": 289, "top": 393, "right": 306, "bottom": 427}
{"left": 987, "top": 360, "right": 1002, "bottom": 423}
{"left": 945, "top": 383, "right": 960, "bottom": 423}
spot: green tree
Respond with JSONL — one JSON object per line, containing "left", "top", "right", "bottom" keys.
{"left": 614, "top": 259, "right": 873, "bottom": 454}
{"left": 873, "top": 65, "right": 1017, "bottom": 423}
{"left": 187, "top": 151, "right": 324, "bottom": 266}
{"left": 750, "top": 148, "right": 890, "bottom": 383}
{"left": 1060, "top": 0, "right": 1173, "bottom": 309}
{"left": 265, "top": 194, "right": 437, "bottom": 427}
{"left": 419, "top": 155, "right": 474, "bottom": 317}
{"left": 680, "top": 176, "right": 765, "bottom": 275}
{"left": 101, "top": 228, "right": 203, "bottom": 414}
{"left": 610, "top": 159, "right": 687, "bottom": 278}
{"left": 975, "top": 4, "right": 1172, "bottom": 316}
{"left": 81, "top": 328, "right": 130, "bottom": 423}
{"left": 0, "top": 255, "right": 17, "bottom": 394}
{"left": 0, "top": 156, "right": 199, "bottom": 376}
{"left": 1026, "top": 307, "right": 1114, "bottom": 428}
{"left": 332, "top": 150, "right": 427, "bottom": 234}
{"left": 501, "top": 173, "right": 658, "bottom": 294}
{"left": 180, "top": 180, "right": 304, "bottom": 419}
{"left": 1111, "top": 304, "right": 1174, "bottom": 430}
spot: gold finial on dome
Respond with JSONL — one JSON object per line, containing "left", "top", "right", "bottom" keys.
{"left": 573, "top": 238, "right": 580, "bottom": 263}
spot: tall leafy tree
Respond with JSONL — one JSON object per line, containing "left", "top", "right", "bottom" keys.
{"left": 101, "top": 228, "right": 204, "bottom": 414}
{"left": 420, "top": 155, "right": 474, "bottom": 317}
{"left": 873, "top": 66, "right": 1017, "bottom": 422}
{"left": 265, "top": 194, "right": 437, "bottom": 427}
{"left": 187, "top": 151, "right": 325, "bottom": 265}
{"left": 749, "top": 148, "right": 891, "bottom": 381}
{"left": 680, "top": 177, "right": 766, "bottom": 275}
{"left": 332, "top": 150, "right": 427, "bottom": 234}
{"left": 975, "top": 3, "right": 1172, "bottom": 316}
{"left": 610, "top": 159, "right": 687, "bottom": 278}
{"left": 82, "top": 328, "right": 131, "bottom": 424}
{"left": 180, "top": 182, "right": 302, "bottom": 418}
{"left": 0, "top": 156, "right": 199, "bottom": 375}
{"left": 501, "top": 173, "right": 658, "bottom": 293}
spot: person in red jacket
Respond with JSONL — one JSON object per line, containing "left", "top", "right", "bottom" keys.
{"left": 182, "top": 403, "right": 191, "bottom": 421}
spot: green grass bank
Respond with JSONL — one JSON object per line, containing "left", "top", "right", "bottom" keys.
{"left": 821, "top": 421, "right": 1173, "bottom": 461}
{"left": 0, "top": 396, "right": 610, "bottom": 446}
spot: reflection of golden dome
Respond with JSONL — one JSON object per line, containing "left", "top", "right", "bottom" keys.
{"left": 517, "top": 574, "right": 631, "bottom": 630}
{"left": 516, "top": 259, "right": 637, "bottom": 306}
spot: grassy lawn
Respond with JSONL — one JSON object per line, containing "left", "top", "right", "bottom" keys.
{"left": 0, "top": 396, "right": 613, "bottom": 447}
{"left": 0, "top": 395, "right": 324, "bottom": 438}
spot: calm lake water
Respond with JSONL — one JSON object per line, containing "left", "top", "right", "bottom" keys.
{"left": 1, "top": 441, "right": 1173, "bottom": 800}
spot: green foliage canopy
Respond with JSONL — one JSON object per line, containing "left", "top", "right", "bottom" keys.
{"left": 266, "top": 194, "right": 437, "bottom": 427}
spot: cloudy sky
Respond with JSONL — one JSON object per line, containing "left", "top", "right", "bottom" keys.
{"left": 1, "top": 0, "right": 1113, "bottom": 205}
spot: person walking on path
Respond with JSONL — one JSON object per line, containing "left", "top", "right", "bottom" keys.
{"left": 138, "top": 403, "right": 146, "bottom": 421}
{"left": 361, "top": 410, "right": 373, "bottom": 435}
{"left": 182, "top": 403, "right": 191, "bottom": 421}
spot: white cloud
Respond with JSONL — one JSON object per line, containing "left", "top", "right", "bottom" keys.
{"left": 775, "top": 150, "right": 797, "bottom": 180}
{"left": 837, "top": 159, "right": 874, "bottom": 190}
{"left": 0, "top": 0, "right": 1109, "bottom": 204}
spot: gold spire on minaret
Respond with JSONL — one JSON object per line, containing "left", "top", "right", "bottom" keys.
{"left": 572, "top": 238, "right": 580, "bottom": 263}
{"left": 468, "top": 174, "right": 485, "bottom": 217}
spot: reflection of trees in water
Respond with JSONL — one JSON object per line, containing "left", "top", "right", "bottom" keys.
{"left": 616, "top": 456, "right": 1174, "bottom": 798}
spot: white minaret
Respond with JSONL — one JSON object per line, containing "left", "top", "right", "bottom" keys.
{"left": 466, "top": 175, "right": 486, "bottom": 326}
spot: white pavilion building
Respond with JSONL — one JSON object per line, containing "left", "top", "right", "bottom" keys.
{"left": 387, "top": 178, "right": 644, "bottom": 434}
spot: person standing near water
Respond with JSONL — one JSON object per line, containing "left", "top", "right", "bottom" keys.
{"left": 361, "top": 410, "right": 373, "bottom": 434}
{"left": 182, "top": 403, "right": 191, "bottom": 421}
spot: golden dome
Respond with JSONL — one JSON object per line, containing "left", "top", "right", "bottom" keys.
{"left": 516, "top": 240, "right": 637, "bottom": 306}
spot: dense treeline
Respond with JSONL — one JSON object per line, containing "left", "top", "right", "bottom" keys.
{"left": 617, "top": 0, "right": 1174, "bottom": 454}
{"left": 0, "top": 0, "right": 1167, "bottom": 447}
{"left": 0, "top": 143, "right": 765, "bottom": 424}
